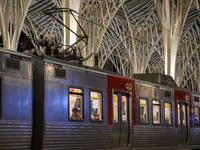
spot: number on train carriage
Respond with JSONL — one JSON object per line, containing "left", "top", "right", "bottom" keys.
{"left": 177, "top": 102, "right": 188, "bottom": 144}
{"left": 112, "top": 92, "right": 130, "bottom": 147}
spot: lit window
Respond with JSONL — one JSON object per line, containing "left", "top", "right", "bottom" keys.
{"left": 182, "top": 105, "right": 186, "bottom": 126}
{"left": 69, "top": 88, "right": 83, "bottom": 121}
{"left": 90, "top": 91, "right": 103, "bottom": 121}
{"left": 178, "top": 104, "right": 180, "bottom": 125}
{"left": 164, "top": 103, "right": 172, "bottom": 125}
{"left": 122, "top": 96, "right": 128, "bottom": 123}
{"left": 140, "top": 99, "right": 148, "bottom": 124}
{"left": 153, "top": 100, "right": 161, "bottom": 124}
{"left": 113, "top": 94, "right": 118, "bottom": 123}
{"left": 194, "top": 107, "right": 200, "bottom": 126}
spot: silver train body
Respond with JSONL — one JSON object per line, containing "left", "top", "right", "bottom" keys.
{"left": 0, "top": 48, "right": 200, "bottom": 150}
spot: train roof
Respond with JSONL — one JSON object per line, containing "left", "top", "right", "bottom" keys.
{"left": 132, "top": 73, "right": 176, "bottom": 86}
{"left": 43, "top": 55, "right": 189, "bottom": 91}
{"left": 42, "top": 55, "right": 123, "bottom": 77}
{"left": 0, "top": 48, "right": 192, "bottom": 93}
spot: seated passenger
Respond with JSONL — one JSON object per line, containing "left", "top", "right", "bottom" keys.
{"left": 70, "top": 107, "right": 81, "bottom": 120}
{"left": 165, "top": 116, "right": 169, "bottom": 124}
{"left": 93, "top": 114, "right": 99, "bottom": 120}
{"left": 140, "top": 114, "right": 146, "bottom": 123}
{"left": 195, "top": 115, "right": 199, "bottom": 125}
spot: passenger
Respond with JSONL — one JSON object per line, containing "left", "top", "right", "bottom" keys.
{"left": 165, "top": 116, "right": 169, "bottom": 124}
{"left": 93, "top": 114, "right": 99, "bottom": 120}
{"left": 70, "top": 107, "right": 81, "bottom": 120}
{"left": 195, "top": 115, "right": 199, "bottom": 125}
{"left": 140, "top": 114, "right": 146, "bottom": 123}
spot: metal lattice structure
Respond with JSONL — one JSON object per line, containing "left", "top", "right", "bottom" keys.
{"left": 0, "top": 0, "right": 200, "bottom": 92}
{"left": 0, "top": 0, "right": 32, "bottom": 50}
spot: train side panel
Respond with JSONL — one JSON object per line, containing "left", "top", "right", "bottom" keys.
{"left": 131, "top": 81, "right": 177, "bottom": 150}
{"left": 189, "top": 94, "right": 200, "bottom": 148}
{"left": 43, "top": 60, "right": 112, "bottom": 150}
{"left": 0, "top": 49, "right": 32, "bottom": 149}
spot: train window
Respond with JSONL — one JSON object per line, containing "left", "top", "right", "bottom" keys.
{"left": 178, "top": 104, "right": 180, "bottom": 125}
{"left": 113, "top": 94, "right": 118, "bottom": 123}
{"left": 194, "top": 107, "right": 200, "bottom": 126}
{"left": 122, "top": 95, "right": 128, "bottom": 123}
{"left": 164, "top": 103, "right": 172, "bottom": 125}
{"left": 140, "top": 99, "right": 148, "bottom": 124}
{"left": 152, "top": 100, "right": 161, "bottom": 124}
{"left": 90, "top": 91, "right": 103, "bottom": 121}
{"left": 69, "top": 87, "right": 83, "bottom": 121}
{"left": 182, "top": 105, "right": 187, "bottom": 126}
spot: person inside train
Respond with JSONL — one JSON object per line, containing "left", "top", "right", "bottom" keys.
{"left": 140, "top": 114, "right": 147, "bottom": 123}
{"left": 165, "top": 116, "right": 169, "bottom": 124}
{"left": 195, "top": 114, "right": 199, "bottom": 125}
{"left": 70, "top": 107, "right": 81, "bottom": 120}
{"left": 93, "top": 114, "right": 99, "bottom": 120}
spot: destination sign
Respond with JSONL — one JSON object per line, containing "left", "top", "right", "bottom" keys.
{"left": 10, "top": 54, "right": 31, "bottom": 62}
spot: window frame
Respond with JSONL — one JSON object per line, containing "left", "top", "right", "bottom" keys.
{"left": 89, "top": 90, "right": 103, "bottom": 123}
{"left": 164, "top": 102, "right": 173, "bottom": 126}
{"left": 139, "top": 98, "right": 149, "bottom": 125}
{"left": 68, "top": 86, "right": 84, "bottom": 122}
{"left": 152, "top": 100, "right": 161, "bottom": 125}
{"left": 194, "top": 106, "right": 200, "bottom": 127}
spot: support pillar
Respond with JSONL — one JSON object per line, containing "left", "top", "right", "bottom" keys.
{"left": 154, "top": 0, "right": 192, "bottom": 78}
{"left": 62, "top": 0, "right": 70, "bottom": 48}
{"left": 0, "top": 0, "right": 31, "bottom": 50}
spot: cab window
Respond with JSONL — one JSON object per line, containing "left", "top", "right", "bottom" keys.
{"left": 140, "top": 99, "right": 148, "bottom": 124}
{"left": 69, "top": 87, "right": 83, "bottom": 121}
{"left": 90, "top": 91, "right": 103, "bottom": 121}
{"left": 164, "top": 103, "right": 172, "bottom": 125}
{"left": 153, "top": 100, "right": 161, "bottom": 124}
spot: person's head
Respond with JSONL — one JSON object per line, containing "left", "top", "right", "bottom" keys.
{"left": 94, "top": 114, "right": 99, "bottom": 120}
{"left": 72, "top": 107, "right": 79, "bottom": 115}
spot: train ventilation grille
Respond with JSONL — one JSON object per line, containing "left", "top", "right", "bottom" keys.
{"left": 165, "top": 91, "right": 171, "bottom": 97}
{"left": 55, "top": 68, "right": 66, "bottom": 78}
{"left": 6, "top": 58, "right": 20, "bottom": 70}
{"left": 194, "top": 97, "right": 199, "bottom": 102}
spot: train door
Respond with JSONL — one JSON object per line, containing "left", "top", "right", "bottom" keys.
{"left": 112, "top": 92, "right": 130, "bottom": 147}
{"left": 177, "top": 102, "right": 188, "bottom": 145}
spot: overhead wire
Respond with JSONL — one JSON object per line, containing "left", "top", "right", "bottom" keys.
{"left": 26, "top": 0, "right": 200, "bottom": 57}
{"left": 60, "top": 9, "right": 198, "bottom": 57}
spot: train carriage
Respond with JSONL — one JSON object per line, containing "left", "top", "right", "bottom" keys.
{"left": 0, "top": 48, "right": 200, "bottom": 150}
{"left": 0, "top": 48, "right": 32, "bottom": 149}
{"left": 190, "top": 93, "right": 200, "bottom": 147}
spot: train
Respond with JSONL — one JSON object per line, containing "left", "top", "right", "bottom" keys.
{"left": 0, "top": 47, "right": 200, "bottom": 150}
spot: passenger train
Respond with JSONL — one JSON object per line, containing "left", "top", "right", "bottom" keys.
{"left": 0, "top": 48, "right": 200, "bottom": 150}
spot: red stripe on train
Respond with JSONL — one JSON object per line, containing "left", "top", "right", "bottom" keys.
{"left": 174, "top": 89, "right": 192, "bottom": 128}
{"left": 107, "top": 74, "right": 136, "bottom": 126}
